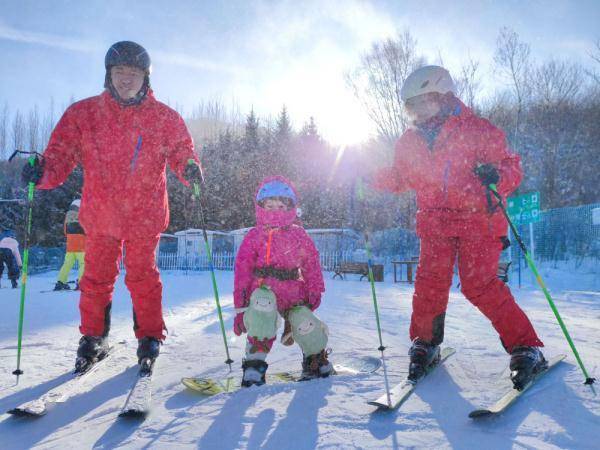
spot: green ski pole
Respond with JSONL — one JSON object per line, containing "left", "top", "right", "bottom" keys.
{"left": 356, "top": 178, "right": 393, "bottom": 406}
{"left": 9, "top": 152, "right": 39, "bottom": 382}
{"left": 488, "top": 184, "right": 596, "bottom": 394}
{"left": 190, "top": 160, "right": 233, "bottom": 371}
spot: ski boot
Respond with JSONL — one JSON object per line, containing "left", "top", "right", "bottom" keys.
{"left": 241, "top": 359, "right": 268, "bottom": 387}
{"left": 509, "top": 346, "right": 547, "bottom": 390}
{"left": 54, "top": 281, "right": 71, "bottom": 291}
{"left": 75, "top": 335, "right": 109, "bottom": 373}
{"left": 74, "top": 280, "right": 80, "bottom": 291}
{"left": 11, "top": 279, "right": 18, "bottom": 289}
{"left": 137, "top": 337, "right": 161, "bottom": 375}
{"left": 408, "top": 339, "right": 440, "bottom": 383}
{"left": 301, "top": 349, "right": 333, "bottom": 380}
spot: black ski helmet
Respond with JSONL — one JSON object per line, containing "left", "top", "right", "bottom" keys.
{"left": 104, "top": 41, "right": 151, "bottom": 105}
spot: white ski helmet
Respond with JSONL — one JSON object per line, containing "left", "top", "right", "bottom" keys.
{"left": 400, "top": 65, "right": 456, "bottom": 102}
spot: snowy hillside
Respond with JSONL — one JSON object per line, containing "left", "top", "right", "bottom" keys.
{"left": 0, "top": 270, "right": 598, "bottom": 449}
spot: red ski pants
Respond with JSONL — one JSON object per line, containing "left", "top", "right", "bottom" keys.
{"left": 410, "top": 236, "right": 543, "bottom": 352}
{"left": 78, "top": 235, "right": 165, "bottom": 340}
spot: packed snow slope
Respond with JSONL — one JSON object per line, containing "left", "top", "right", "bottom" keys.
{"left": 0, "top": 269, "right": 598, "bottom": 449}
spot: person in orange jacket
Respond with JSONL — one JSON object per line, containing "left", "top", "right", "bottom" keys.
{"left": 22, "top": 41, "right": 203, "bottom": 373}
{"left": 54, "top": 199, "right": 85, "bottom": 291}
{"left": 371, "top": 65, "right": 545, "bottom": 390}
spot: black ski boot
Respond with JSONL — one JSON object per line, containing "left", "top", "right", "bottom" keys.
{"left": 509, "top": 346, "right": 547, "bottom": 390}
{"left": 75, "top": 335, "right": 109, "bottom": 373}
{"left": 54, "top": 281, "right": 71, "bottom": 291}
{"left": 137, "top": 337, "right": 160, "bottom": 375}
{"left": 241, "top": 359, "right": 268, "bottom": 387}
{"left": 408, "top": 339, "right": 440, "bottom": 383}
{"left": 301, "top": 349, "right": 333, "bottom": 380}
{"left": 11, "top": 279, "right": 18, "bottom": 289}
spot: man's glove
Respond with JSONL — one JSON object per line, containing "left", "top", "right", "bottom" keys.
{"left": 184, "top": 160, "right": 203, "bottom": 185}
{"left": 21, "top": 156, "right": 44, "bottom": 186}
{"left": 474, "top": 163, "right": 500, "bottom": 186}
{"left": 233, "top": 312, "right": 246, "bottom": 336}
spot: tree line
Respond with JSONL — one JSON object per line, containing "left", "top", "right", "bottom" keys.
{"left": 1, "top": 27, "right": 599, "bottom": 247}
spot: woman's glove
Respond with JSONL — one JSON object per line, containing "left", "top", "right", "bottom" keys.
{"left": 474, "top": 163, "right": 500, "bottom": 186}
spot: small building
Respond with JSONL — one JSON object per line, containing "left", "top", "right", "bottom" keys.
{"left": 229, "top": 227, "right": 253, "bottom": 254}
{"left": 159, "top": 233, "right": 178, "bottom": 253}
{"left": 174, "top": 229, "right": 234, "bottom": 257}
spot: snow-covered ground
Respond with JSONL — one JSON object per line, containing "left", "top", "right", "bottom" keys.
{"left": 0, "top": 269, "right": 598, "bottom": 449}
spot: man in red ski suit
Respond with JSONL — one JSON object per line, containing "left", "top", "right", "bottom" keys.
{"left": 22, "top": 41, "right": 203, "bottom": 371}
{"left": 372, "top": 65, "right": 546, "bottom": 389}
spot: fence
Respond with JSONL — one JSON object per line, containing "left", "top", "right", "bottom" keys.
{"left": 10, "top": 202, "right": 600, "bottom": 276}
{"left": 516, "top": 202, "right": 600, "bottom": 266}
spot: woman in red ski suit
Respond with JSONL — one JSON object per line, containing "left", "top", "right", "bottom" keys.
{"left": 23, "top": 41, "right": 202, "bottom": 368}
{"left": 372, "top": 66, "right": 544, "bottom": 386}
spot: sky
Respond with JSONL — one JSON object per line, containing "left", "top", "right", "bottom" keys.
{"left": 1, "top": 0, "right": 599, "bottom": 145}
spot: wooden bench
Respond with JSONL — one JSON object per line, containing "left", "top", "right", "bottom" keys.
{"left": 333, "top": 262, "right": 384, "bottom": 282}
{"left": 392, "top": 259, "right": 419, "bottom": 283}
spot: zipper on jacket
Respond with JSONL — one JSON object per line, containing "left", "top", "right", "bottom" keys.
{"left": 266, "top": 229, "right": 274, "bottom": 265}
{"left": 442, "top": 160, "right": 451, "bottom": 203}
{"left": 130, "top": 135, "right": 143, "bottom": 173}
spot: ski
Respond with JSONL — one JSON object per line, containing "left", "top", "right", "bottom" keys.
{"left": 118, "top": 358, "right": 155, "bottom": 418}
{"left": 468, "top": 354, "right": 566, "bottom": 419}
{"left": 368, "top": 347, "right": 455, "bottom": 411}
{"left": 182, "top": 355, "right": 382, "bottom": 397}
{"left": 8, "top": 342, "right": 126, "bottom": 417}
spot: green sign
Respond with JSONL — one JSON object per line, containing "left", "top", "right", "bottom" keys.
{"left": 507, "top": 191, "right": 540, "bottom": 225}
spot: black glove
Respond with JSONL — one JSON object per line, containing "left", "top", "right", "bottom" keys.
{"left": 184, "top": 160, "right": 203, "bottom": 185}
{"left": 21, "top": 156, "right": 44, "bottom": 186}
{"left": 474, "top": 163, "right": 500, "bottom": 186}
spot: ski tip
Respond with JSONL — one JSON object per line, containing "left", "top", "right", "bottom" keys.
{"left": 119, "top": 409, "right": 148, "bottom": 419}
{"left": 468, "top": 409, "right": 493, "bottom": 419}
{"left": 7, "top": 408, "right": 45, "bottom": 417}
{"left": 366, "top": 401, "right": 392, "bottom": 410}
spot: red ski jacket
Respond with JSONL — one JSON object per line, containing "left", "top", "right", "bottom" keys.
{"left": 38, "top": 90, "right": 198, "bottom": 239}
{"left": 373, "top": 100, "right": 522, "bottom": 238}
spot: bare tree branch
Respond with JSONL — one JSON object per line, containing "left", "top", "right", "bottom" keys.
{"left": 346, "top": 30, "right": 426, "bottom": 145}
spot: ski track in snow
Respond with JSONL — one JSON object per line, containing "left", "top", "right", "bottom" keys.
{"left": 0, "top": 270, "right": 598, "bottom": 449}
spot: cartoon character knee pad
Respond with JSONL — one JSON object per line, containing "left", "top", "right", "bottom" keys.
{"left": 287, "top": 306, "right": 328, "bottom": 356}
{"left": 243, "top": 286, "right": 280, "bottom": 340}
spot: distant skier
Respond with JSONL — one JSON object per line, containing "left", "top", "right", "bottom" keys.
{"left": 54, "top": 198, "right": 85, "bottom": 291}
{"left": 0, "top": 230, "right": 22, "bottom": 289}
{"left": 233, "top": 176, "right": 329, "bottom": 386}
{"left": 21, "top": 41, "right": 202, "bottom": 373}
{"left": 371, "top": 65, "right": 546, "bottom": 390}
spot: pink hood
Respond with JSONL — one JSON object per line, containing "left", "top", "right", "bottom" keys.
{"left": 254, "top": 175, "right": 299, "bottom": 228}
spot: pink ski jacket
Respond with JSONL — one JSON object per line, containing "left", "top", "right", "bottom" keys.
{"left": 233, "top": 176, "right": 325, "bottom": 312}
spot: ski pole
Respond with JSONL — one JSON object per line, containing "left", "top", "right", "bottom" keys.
{"left": 364, "top": 232, "right": 393, "bottom": 406}
{"left": 355, "top": 178, "right": 392, "bottom": 405}
{"left": 488, "top": 184, "right": 596, "bottom": 393}
{"left": 189, "top": 160, "right": 233, "bottom": 371}
{"left": 8, "top": 150, "right": 42, "bottom": 382}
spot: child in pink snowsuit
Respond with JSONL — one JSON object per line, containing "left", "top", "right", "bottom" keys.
{"left": 233, "top": 176, "right": 330, "bottom": 386}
